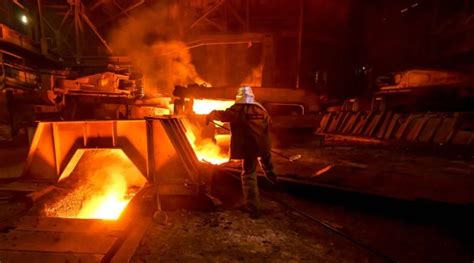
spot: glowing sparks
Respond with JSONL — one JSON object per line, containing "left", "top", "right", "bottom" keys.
{"left": 192, "top": 99, "right": 234, "bottom": 115}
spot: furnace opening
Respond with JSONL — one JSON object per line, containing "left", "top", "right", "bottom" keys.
{"left": 192, "top": 99, "right": 235, "bottom": 115}
{"left": 179, "top": 99, "right": 235, "bottom": 165}
{"left": 41, "top": 149, "right": 147, "bottom": 220}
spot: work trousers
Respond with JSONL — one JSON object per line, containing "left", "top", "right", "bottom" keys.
{"left": 241, "top": 153, "right": 274, "bottom": 212}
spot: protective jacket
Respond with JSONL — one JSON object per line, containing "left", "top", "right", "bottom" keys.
{"left": 210, "top": 103, "right": 271, "bottom": 159}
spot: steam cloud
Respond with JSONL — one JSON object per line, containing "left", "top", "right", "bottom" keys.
{"left": 108, "top": 2, "right": 206, "bottom": 96}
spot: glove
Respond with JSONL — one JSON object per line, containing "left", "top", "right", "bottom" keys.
{"left": 206, "top": 110, "right": 221, "bottom": 125}
{"left": 205, "top": 111, "right": 215, "bottom": 125}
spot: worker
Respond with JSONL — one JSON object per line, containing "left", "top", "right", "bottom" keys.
{"left": 206, "top": 86, "right": 277, "bottom": 218}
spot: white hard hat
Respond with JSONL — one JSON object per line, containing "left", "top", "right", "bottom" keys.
{"left": 235, "top": 86, "right": 255, "bottom": 104}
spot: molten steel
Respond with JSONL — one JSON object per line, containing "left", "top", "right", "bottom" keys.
{"left": 76, "top": 175, "right": 131, "bottom": 220}
{"left": 170, "top": 98, "right": 234, "bottom": 165}
{"left": 184, "top": 123, "right": 229, "bottom": 165}
{"left": 192, "top": 99, "right": 234, "bottom": 115}
{"left": 44, "top": 149, "right": 146, "bottom": 220}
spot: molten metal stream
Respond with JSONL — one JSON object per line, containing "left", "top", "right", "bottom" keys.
{"left": 181, "top": 99, "right": 234, "bottom": 164}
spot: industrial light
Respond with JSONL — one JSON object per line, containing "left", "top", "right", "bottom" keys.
{"left": 20, "top": 14, "right": 28, "bottom": 24}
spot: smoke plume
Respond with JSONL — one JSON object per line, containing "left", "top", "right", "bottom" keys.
{"left": 108, "top": 2, "right": 206, "bottom": 96}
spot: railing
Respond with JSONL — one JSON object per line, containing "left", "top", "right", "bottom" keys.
{"left": 0, "top": 58, "right": 39, "bottom": 89}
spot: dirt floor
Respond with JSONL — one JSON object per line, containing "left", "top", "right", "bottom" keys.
{"left": 131, "top": 201, "right": 385, "bottom": 263}
{"left": 130, "top": 171, "right": 473, "bottom": 263}
{"left": 273, "top": 187, "right": 473, "bottom": 263}
{"left": 0, "top": 131, "right": 473, "bottom": 262}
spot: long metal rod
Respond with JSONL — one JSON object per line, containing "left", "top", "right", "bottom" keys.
{"left": 295, "top": 0, "right": 304, "bottom": 89}
{"left": 148, "top": 38, "right": 263, "bottom": 59}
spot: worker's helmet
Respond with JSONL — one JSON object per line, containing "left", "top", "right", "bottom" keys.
{"left": 235, "top": 86, "right": 255, "bottom": 104}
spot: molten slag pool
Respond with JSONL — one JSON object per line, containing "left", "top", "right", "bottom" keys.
{"left": 42, "top": 149, "right": 146, "bottom": 220}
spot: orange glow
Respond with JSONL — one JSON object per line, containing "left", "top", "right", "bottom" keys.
{"left": 182, "top": 99, "right": 234, "bottom": 165}
{"left": 44, "top": 149, "right": 146, "bottom": 220}
{"left": 76, "top": 175, "right": 130, "bottom": 220}
{"left": 215, "top": 134, "right": 230, "bottom": 148}
{"left": 153, "top": 107, "right": 171, "bottom": 115}
{"left": 194, "top": 78, "right": 212, "bottom": 87}
{"left": 192, "top": 99, "right": 234, "bottom": 115}
{"left": 183, "top": 122, "right": 229, "bottom": 165}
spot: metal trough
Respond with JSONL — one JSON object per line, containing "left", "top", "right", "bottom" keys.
{"left": 22, "top": 116, "right": 207, "bottom": 197}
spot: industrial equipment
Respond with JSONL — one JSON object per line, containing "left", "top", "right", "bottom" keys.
{"left": 23, "top": 117, "right": 210, "bottom": 199}
{"left": 173, "top": 84, "right": 321, "bottom": 115}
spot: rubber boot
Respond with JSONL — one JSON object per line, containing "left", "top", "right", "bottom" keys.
{"left": 241, "top": 172, "right": 261, "bottom": 219}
